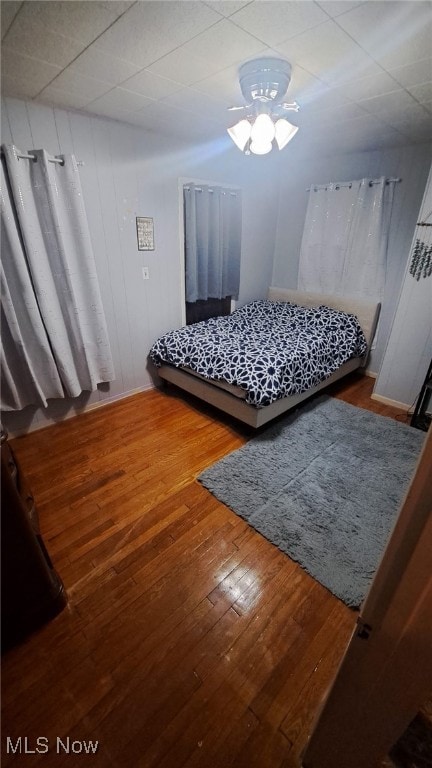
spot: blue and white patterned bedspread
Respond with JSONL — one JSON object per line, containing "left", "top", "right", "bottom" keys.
{"left": 149, "top": 300, "right": 367, "bottom": 407}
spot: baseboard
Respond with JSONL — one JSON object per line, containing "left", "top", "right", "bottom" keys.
{"left": 73, "top": 385, "right": 155, "bottom": 418}
{"left": 6, "top": 384, "right": 155, "bottom": 438}
{"left": 370, "top": 392, "right": 410, "bottom": 411}
{"left": 365, "top": 369, "right": 377, "bottom": 378}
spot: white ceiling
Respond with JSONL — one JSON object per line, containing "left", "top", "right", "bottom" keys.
{"left": 1, "top": 0, "right": 432, "bottom": 155}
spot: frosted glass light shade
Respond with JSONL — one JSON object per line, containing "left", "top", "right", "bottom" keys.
{"left": 250, "top": 141, "right": 272, "bottom": 155}
{"left": 274, "top": 119, "right": 299, "bottom": 150}
{"left": 250, "top": 113, "right": 275, "bottom": 144}
{"left": 228, "top": 113, "right": 299, "bottom": 154}
{"left": 227, "top": 119, "right": 251, "bottom": 151}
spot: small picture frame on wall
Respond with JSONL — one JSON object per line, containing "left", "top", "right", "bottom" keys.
{"left": 136, "top": 216, "right": 154, "bottom": 251}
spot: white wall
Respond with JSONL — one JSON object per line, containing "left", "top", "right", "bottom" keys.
{"left": 272, "top": 143, "right": 432, "bottom": 373}
{"left": 1, "top": 97, "right": 280, "bottom": 434}
{"left": 373, "top": 163, "right": 432, "bottom": 410}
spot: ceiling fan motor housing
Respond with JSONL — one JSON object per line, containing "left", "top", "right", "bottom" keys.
{"left": 239, "top": 58, "right": 292, "bottom": 104}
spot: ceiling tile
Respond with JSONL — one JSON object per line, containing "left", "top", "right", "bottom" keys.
{"left": 1, "top": 0, "right": 430, "bottom": 156}
{"left": 276, "top": 19, "right": 381, "bottom": 85}
{"left": 360, "top": 88, "right": 420, "bottom": 118}
{"left": 0, "top": 1, "right": 22, "bottom": 39}
{"left": 301, "top": 113, "right": 407, "bottom": 154}
{"left": 48, "top": 70, "right": 113, "bottom": 101}
{"left": 69, "top": 46, "right": 141, "bottom": 85}
{"left": 383, "top": 105, "right": 432, "bottom": 140}
{"left": 98, "top": 1, "right": 135, "bottom": 14}
{"left": 383, "top": 24, "right": 432, "bottom": 72}
{"left": 230, "top": 0, "right": 328, "bottom": 47}
{"left": 287, "top": 65, "right": 329, "bottom": 104}
{"left": 147, "top": 46, "right": 230, "bottom": 86}
{"left": 192, "top": 48, "right": 305, "bottom": 108}
{"left": 85, "top": 104, "right": 140, "bottom": 122}
{"left": 204, "top": 1, "right": 252, "bottom": 17}
{"left": 38, "top": 86, "right": 92, "bottom": 110}
{"left": 349, "top": 126, "right": 406, "bottom": 148}
{"left": 173, "top": 122, "right": 221, "bottom": 142}
{"left": 14, "top": 1, "right": 131, "bottom": 47}
{"left": 315, "top": 1, "right": 365, "bottom": 18}
{"left": 86, "top": 87, "right": 154, "bottom": 113}
{"left": 133, "top": 99, "right": 179, "bottom": 122}
{"left": 3, "top": 18, "right": 85, "bottom": 68}
{"left": 1, "top": 49, "right": 62, "bottom": 95}
{"left": 336, "top": 1, "right": 432, "bottom": 70}
{"left": 161, "top": 86, "right": 227, "bottom": 121}
{"left": 165, "top": 110, "right": 222, "bottom": 137}
{"left": 180, "top": 18, "right": 266, "bottom": 67}
{"left": 362, "top": 132, "right": 408, "bottom": 150}
{"left": 408, "top": 82, "right": 432, "bottom": 105}
{"left": 193, "top": 65, "right": 245, "bottom": 105}
{"left": 94, "top": 1, "right": 221, "bottom": 67}
{"left": 123, "top": 110, "right": 164, "bottom": 131}
{"left": 300, "top": 101, "right": 366, "bottom": 127}
{"left": 330, "top": 71, "right": 405, "bottom": 102}
{"left": 388, "top": 58, "right": 432, "bottom": 89}
{"left": 320, "top": 118, "right": 382, "bottom": 143}
{"left": 137, "top": 97, "right": 223, "bottom": 136}
{"left": 1, "top": 75, "right": 38, "bottom": 100}
{"left": 120, "top": 70, "right": 184, "bottom": 99}
{"left": 127, "top": 100, "right": 217, "bottom": 138}
{"left": 121, "top": 109, "right": 156, "bottom": 127}
{"left": 405, "top": 129, "right": 432, "bottom": 143}
{"left": 298, "top": 83, "right": 350, "bottom": 112}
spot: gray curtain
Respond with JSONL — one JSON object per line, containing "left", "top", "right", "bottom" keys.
{"left": 1, "top": 144, "right": 115, "bottom": 411}
{"left": 184, "top": 183, "right": 241, "bottom": 303}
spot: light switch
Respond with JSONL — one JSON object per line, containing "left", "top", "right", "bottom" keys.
{"left": 142, "top": 266, "right": 150, "bottom": 280}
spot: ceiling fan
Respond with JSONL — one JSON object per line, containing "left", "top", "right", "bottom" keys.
{"left": 227, "top": 58, "right": 300, "bottom": 155}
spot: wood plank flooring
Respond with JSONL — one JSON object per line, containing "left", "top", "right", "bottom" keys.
{"left": 1, "top": 374, "right": 408, "bottom": 768}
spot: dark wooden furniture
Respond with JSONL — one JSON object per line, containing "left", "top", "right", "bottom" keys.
{"left": 1, "top": 429, "right": 67, "bottom": 652}
{"left": 411, "top": 359, "right": 432, "bottom": 432}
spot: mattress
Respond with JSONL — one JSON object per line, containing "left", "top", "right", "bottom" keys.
{"left": 150, "top": 299, "right": 367, "bottom": 407}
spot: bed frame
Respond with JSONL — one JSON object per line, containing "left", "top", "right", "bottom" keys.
{"left": 157, "top": 288, "right": 381, "bottom": 429}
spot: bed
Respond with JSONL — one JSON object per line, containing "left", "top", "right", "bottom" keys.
{"left": 150, "top": 287, "right": 380, "bottom": 429}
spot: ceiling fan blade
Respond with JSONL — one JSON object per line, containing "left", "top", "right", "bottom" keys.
{"left": 227, "top": 104, "right": 252, "bottom": 111}
{"left": 279, "top": 101, "right": 300, "bottom": 112}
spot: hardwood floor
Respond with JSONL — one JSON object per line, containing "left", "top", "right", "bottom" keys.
{"left": 1, "top": 374, "right": 408, "bottom": 768}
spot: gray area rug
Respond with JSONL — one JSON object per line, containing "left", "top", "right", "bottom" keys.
{"left": 198, "top": 396, "right": 424, "bottom": 608}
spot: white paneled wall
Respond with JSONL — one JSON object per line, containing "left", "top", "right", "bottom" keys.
{"left": 373, "top": 163, "right": 432, "bottom": 409}
{"left": 3, "top": 95, "right": 428, "bottom": 435}
{"left": 272, "top": 142, "right": 432, "bottom": 373}
{"left": 1, "top": 98, "right": 279, "bottom": 435}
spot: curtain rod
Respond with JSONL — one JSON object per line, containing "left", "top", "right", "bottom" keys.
{"left": 1, "top": 149, "right": 84, "bottom": 166}
{"left": 18, "top": 152, "right": 85, "bottom": 167}
{"left": 306, "top": 177, "right": 401, "bottom": 191}
{"left": 184, "top": 186, "right": 238, "bottom": 196}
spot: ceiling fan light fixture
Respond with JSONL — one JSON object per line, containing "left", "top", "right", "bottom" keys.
{"left": 239, "top": 57, "right": 292, "bottom": 104}
{"left": 227, "top": 57, "right": 300, "bottom": 156}
{"left": 274, "top": 119, "right": 299, "bottom": 150}
{"left": 227, "top": 119, "right": 252, "bottom": 151}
